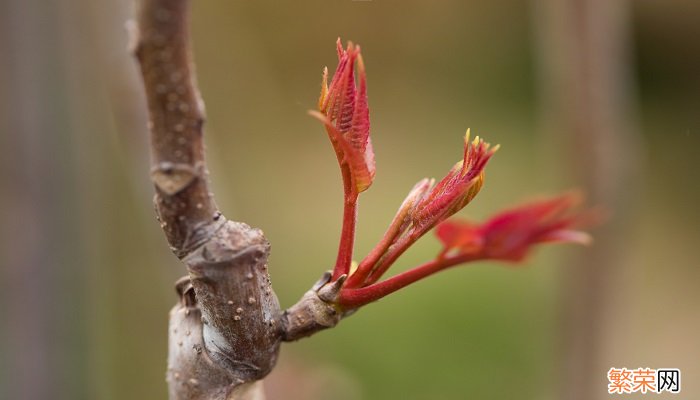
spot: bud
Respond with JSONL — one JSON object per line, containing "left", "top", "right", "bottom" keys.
{"left": 312, "top": 39, "right": 377, "bottom": 280}
{"left": 412, "top": 130, "right": 498, "bottom": 233}
{"left": 311, "top": 38, "right": 375, "bottom": 194}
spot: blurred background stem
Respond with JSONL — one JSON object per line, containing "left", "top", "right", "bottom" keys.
{"left": 534, "top": 0, "right": 642, "bottom": 398}
{"left": 0, "top": 1, "right": 89, "bottom": 398}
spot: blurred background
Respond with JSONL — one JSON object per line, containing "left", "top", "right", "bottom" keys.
{"left": 1, "top": 0, "right": 698, "bottom": 399}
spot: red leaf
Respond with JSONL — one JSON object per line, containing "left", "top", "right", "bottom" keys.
{"left": 436, "top": 192, "right": 593, "bottom": 262}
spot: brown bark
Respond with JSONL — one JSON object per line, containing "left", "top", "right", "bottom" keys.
{"left": 132, "top": 0, "right": 282, "bottom": 398}
{"left": 132, "top": 1, "right": 350, "bottom": 398}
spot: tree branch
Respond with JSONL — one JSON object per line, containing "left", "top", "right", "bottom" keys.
{"left": 132, "top": 0, "right": 283, "bottom": 398}
{"left": 132, "top": 0, "right": 216, "bottom": 255}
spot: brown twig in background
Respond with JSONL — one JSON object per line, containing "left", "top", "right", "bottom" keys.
{"left": 533, "top": 0, "right": 642, "bottom": 398}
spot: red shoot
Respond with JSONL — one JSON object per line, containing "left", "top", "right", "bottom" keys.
{"left": 310, "top": 39, "right": 375, "bottom": 280}
{"left": 345, "top": 131, "right": 498, "bottom": 288}
{"left": 411, "top": 130, "right": 498, "bottom": 234}
{"left": 309, "top": 39, "right": 594, "bottom": 310}
{"left": 338, "top": 192, "right": 593, "bottom": 308}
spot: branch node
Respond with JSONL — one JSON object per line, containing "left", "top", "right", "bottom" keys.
{"left": 318, "top": 274, "right": 346, "bottom": 302}
{"left": 311, "top": 271, "right": 332, "bottom": 291}
{"left": 281, "top": 272, "right": 347, "bottom": 341}
{"left": 151, "top": 161, "right": 199, "bottom": 195}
